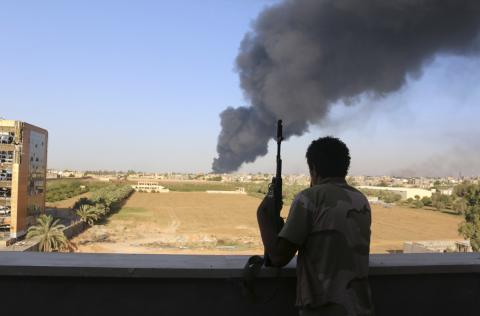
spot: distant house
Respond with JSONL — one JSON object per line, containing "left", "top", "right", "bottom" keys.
{"left": 46, "top": 172, "right": 60, "bottom": 179}
{"left": 439, "top": 188, "right": 454, "bottom": 196}
{"left": 132, "top": 181, "right": 169, "bottom": 193}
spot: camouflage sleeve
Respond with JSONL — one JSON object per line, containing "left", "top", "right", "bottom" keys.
{"left": 278, "top": 193, "right": 312, "bottom": 246}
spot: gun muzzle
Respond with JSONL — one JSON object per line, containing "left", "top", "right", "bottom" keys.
{"left": 277, "top": 120, "right": 283, "bottom": 142}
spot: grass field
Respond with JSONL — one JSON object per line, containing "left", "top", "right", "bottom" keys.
{"left": 73, "top": 191, "right": 463, "bottom": 255}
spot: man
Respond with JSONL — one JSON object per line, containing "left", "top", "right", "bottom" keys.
{"left": 257, "top": 136, "right": 374, "bottom": 316}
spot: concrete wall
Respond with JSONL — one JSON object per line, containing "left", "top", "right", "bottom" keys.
{"left": 0, "top": 253, "right": 479, "bottom": 316}
{"left": 62, "top": 221, "right": 87, "bottom": 239}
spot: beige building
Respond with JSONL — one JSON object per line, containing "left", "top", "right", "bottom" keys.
{"left": 0, "top": 120, "right": 48, "bottom": 240}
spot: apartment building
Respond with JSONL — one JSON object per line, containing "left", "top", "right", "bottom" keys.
{"left": 0, "top": 120, "right": 48, "bottom": 240}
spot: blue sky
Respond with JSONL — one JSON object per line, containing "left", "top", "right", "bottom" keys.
{"left": 1, "top": 0, "right": 479, "bottom": 176}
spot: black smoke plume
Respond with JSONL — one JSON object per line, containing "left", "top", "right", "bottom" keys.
{"left": 212, "top": 0, "right": 480, "bottom": 173}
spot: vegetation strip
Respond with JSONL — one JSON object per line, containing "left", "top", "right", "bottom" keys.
{"left": 28, "top": 184, "right": 133, "bottom": 252}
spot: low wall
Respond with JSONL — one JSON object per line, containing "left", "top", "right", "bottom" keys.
{"left": 0, "top": 253, "right": 479, "bottom": 316}
{"left": 62, "top": 221, "right": 87, "bottom": 240}
{"left": 45, "top": 208, "right": 76, "bottom": 221}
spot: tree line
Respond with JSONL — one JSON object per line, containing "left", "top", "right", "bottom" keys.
{"left": 46, "top": 180, "right": 111, "bottom": 203}
{"left": 27, "top": 184, "right": 133, "bottom": 252}
{"left": 359, "top": 187, "right": 469, "bottom": 214}
{"left": 74, "top": 185, "right": 134, "bottom": 225}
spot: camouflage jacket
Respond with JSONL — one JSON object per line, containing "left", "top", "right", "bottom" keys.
{"left": 279, "top": 177, "right": 374, "bottom": 316}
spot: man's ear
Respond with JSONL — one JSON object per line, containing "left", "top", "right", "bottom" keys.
{"left": 309, "top": 167, "right": 317, "bottom": 187}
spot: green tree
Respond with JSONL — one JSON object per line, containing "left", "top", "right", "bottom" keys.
{"left": 457, "top": 184, "right": 480, "bottom": 251}
{"left": 26, "top": 215, "right": 70, "bottom": 252}
{"left": 432, "top": 193, "right": 451, "bottom": 211}
{"left": 453, "top": 197, "right": 468, "bottom": 215}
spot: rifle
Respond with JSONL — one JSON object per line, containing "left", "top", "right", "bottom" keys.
{"left": 264, "top": 119, "right": 284, "bottom": 267}
{"left": 242, "top": 120, "right": 284, "bottom": 301}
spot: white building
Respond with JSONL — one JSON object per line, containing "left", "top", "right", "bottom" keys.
{"left": 132, "top": 181, "right": 170, "bottom": 193}
{"left": 357, "top": 186, "right": 433, "bottom": 200}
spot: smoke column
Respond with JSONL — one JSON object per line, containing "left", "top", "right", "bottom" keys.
{"left": 212, "top": 0, "right": 480, "bottom": 173}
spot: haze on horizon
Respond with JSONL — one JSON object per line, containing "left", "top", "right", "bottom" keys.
{"left": 1, "top": 1, "right": 479, "bottom": 177}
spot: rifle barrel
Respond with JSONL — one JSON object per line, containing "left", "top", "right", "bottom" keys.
{"left": 276, "top": 120, "right": 283, "bottom": 179}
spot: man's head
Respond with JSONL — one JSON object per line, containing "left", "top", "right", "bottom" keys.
{"left": 306, "top": 136, "right": 351, "bottom": 184}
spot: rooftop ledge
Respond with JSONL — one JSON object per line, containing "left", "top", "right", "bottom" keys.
{"left": 1, "top": 252, "right": 480, "bottom": 279}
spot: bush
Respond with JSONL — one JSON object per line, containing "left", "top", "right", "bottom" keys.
{"left": 421, "top": 196, "right": 432, "bottom": 207}
{"left": 412, "top": 200, "right": 424, "bottom": 209}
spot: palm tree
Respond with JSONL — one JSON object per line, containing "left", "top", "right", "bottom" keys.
{"left": 27, "top": 214, "right": 70, "bottom": 252}
{"left": 72, "top": 197, "right": 93, "bottom": 211}
{"left": 76, "top": 204, "right": 101, "bottom": 225}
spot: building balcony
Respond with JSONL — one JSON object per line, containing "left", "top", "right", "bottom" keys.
{"left": 0, "top": 181, "right": 12, "bottom": 188}
{"left": 0, "top": 252, "right": 479, "bottom": 316}
{"left": 0, "top": 144, "right": 16, "bottom": 152}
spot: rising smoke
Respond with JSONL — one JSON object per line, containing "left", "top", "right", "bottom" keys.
{"left": 212, "top": 0, "right": 480, "bottom": 173}
{"left": 393, "top": 133, "right": 480, "bottom": 177}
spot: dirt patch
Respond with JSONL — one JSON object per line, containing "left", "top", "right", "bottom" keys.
{"left": 73, "top": 192, "right": 463, "bottom": 255}
{"left": 370, "top": 204, "right": 463, "bottom": 253}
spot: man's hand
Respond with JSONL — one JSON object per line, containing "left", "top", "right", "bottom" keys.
{"left": 257, "top": 196, "right": 298, "bottom": 267}
{"left": 257, "top": 196, "right": 283, "bottom": 229}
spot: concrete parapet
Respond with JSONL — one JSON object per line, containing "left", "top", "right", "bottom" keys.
{"left": 0, "top": 253, "right": 479, "bottom": 316}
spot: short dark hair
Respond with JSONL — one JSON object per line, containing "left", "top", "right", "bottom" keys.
{"left": 306, "top": 136, "right": 351, "bottom": 178}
